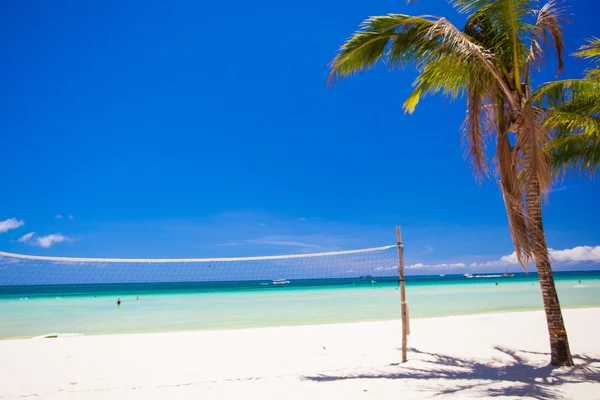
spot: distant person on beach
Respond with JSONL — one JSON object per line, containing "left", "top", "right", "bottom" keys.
{"left": 495, "top": 282, "right": 498, "bottom": 286}
{"left": 579, "top": 279, "right": 582, "bottom": 284}
{"left": 117, "top": 298, "right": 121, "bottom": 306}
{"left": 136, "top": 296, "right": 139, "bottom": 301}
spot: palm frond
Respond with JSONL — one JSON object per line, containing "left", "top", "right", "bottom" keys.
{"left": 328, "top": 14, "right": 438, "bottom": 84}
{"left": 574, "top": 37, "right": 600, "bottom": 60}
{"left": 545, "top": 132, "right": 600, "bottom": 176}
{"left": 505, "top": 0, "right": 528, "bottom": 94}
{"left": 497, "top": 132, "right": 532, "bottom": 270}
{"left": 328, "top": 13, "right": 517, "bottom": 108}
{"left": 401, "top": 39, "right": 498, "bottom": 113}
{"left": 574, "top": 37, "right": 600, "bottom": 80}
{"left": 452, "top": 0, "right": 535, "bottom": 93}
{"left": 527, "top": 0, "right": 567, "bottom": 78}
{"left": 422, "top": 17, "right": 494, "bottom": 61}
{"left": 533, "top": 37, "right": 600, "bottom": 177}
{"left": 403, "top": 53, "right": 470, "bottom": 113}
{"left": 517, "top": 105, "right": 552, "bottom": 192}
{"left": 531, "top": 79, "right": 600, "bottom": 108}
{"left": 463, "top": 10, "right": 499, "bottom": 50}
{"left": 460, "top": 70, "right": 496, "bottom": 181}
{"left": 543, "top": 110, "right": 600, "bottom": 136}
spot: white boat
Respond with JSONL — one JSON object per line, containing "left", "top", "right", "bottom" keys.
{"left": 272, "top": 279, "right": 290, "bottom": 285}
{"left": 502, "top": 266, "right": 515, "bottom": 277}
{"left": 463, "top": 274, "right": 474, "bottom": 278}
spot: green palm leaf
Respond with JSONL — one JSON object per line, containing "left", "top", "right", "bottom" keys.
{"left": 535, "top": 38, "right": 600, "bottom": 176}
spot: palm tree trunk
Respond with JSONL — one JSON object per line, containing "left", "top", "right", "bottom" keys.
{"left": 527, "top": 178, "right": 574, "bottom": 366}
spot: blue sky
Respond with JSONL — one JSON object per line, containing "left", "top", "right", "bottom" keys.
{"left": 0, "top": 0, "right": 599, "bottom": 274}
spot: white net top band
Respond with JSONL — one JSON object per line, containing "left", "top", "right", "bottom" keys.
{"left": 0, "top": 245, "right": 396, "bottom": 263}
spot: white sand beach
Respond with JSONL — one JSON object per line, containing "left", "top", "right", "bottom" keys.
{"left": 1, "top": 308, "right": 599, "bottom": 400}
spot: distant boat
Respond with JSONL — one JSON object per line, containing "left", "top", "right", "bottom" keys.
{"left": 358, "top": 275, "right": 373, "bottom": 279}
{"left": 501, "top": 265, "right": 515, "bottom": 277}
{"left": 439, "top": 274, "right": 445, "bottom": 277}
{"left": 272, "top": 279, "right": 290, "bottom": 285}
{"left": 464, "top": 273, "right": 514, "bottom": 278}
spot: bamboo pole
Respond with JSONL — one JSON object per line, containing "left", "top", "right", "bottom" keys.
{"left": 396, "top": 226, "right": 408, "bottom": 363}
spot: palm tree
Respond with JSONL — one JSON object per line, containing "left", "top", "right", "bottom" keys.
{"left": 328, "top": 0, "right": 574, "bottom": 366}
{"left": 534, "top": 38, "right": 600, "bottom": 176}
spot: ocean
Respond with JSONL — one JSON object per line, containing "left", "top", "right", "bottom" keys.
{"left": 1, "top": 271, "right": 599, "bottom": 339}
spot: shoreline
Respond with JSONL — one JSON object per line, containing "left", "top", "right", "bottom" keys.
{"left": 3, "top": 304, "right": 600, "bottom": 341}
{"left": 1, "top": 308, "right": 599, "bottom": 399}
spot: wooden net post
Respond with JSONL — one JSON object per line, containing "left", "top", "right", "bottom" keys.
{"left": 396, "top": 226, "right": 408, "bottom": 363}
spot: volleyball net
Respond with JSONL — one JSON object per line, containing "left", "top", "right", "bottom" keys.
{"left": 0, "top": 245, "right": 399, "bottom": 286}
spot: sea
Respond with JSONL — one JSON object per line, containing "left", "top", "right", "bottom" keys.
{"left": 1, "top": 271, "right": 599, "bottom": 339}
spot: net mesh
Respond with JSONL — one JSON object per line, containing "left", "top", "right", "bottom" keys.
{"left": 0, "top": 246, "right": 399, "bottom": 286}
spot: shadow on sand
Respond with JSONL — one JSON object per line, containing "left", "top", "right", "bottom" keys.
{"left": 302, "top": 347, "right": 600, "bottom": 399}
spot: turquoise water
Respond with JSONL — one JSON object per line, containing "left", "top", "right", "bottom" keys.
{"left": 1, "top": 272, "right": 599, "bottom": 339}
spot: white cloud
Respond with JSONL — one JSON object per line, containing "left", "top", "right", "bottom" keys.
{"left": 18, "top": 232, "right": 35, "bottom": 243}
{"left": 0, "top": 218, "right": 24, "bottom": 233}
{"left": 548, "top": 246, "right": 600, "bottom": 263}
{"left": 55, "top": 214, "right": 63, "bottom": 219}
{"left": 35, "top": 234, "right": 71, "bottom": 248}
{"left": 68, "top": 215, "right": 74, "bottom": 220}
{"left": 374, "top": 265, "right": 397, "bottom": 271}
{"left": 406, "top": 262, "right": 465, "bottom": 269}
{"left": 471, "top": 245, "right": 600, "bottom": 269}
{"left": 295, "top": 217, "right": 320, "bottom": 222}
{"left": 446, "top": 263, "right": 465, "bottom": 267}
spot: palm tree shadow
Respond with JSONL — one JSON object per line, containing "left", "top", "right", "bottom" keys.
{"left": 302, "top": 347, "right": 600, "bottom": 399}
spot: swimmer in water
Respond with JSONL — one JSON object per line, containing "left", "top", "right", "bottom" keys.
{"left": 578, "top": 279, "right": 582, "bottom": 284}
{"left": 495, "top": 282, "right": 498, "bottom": 286}
{"left": 117, "top": 298, "right": 121, "bottom": 306}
